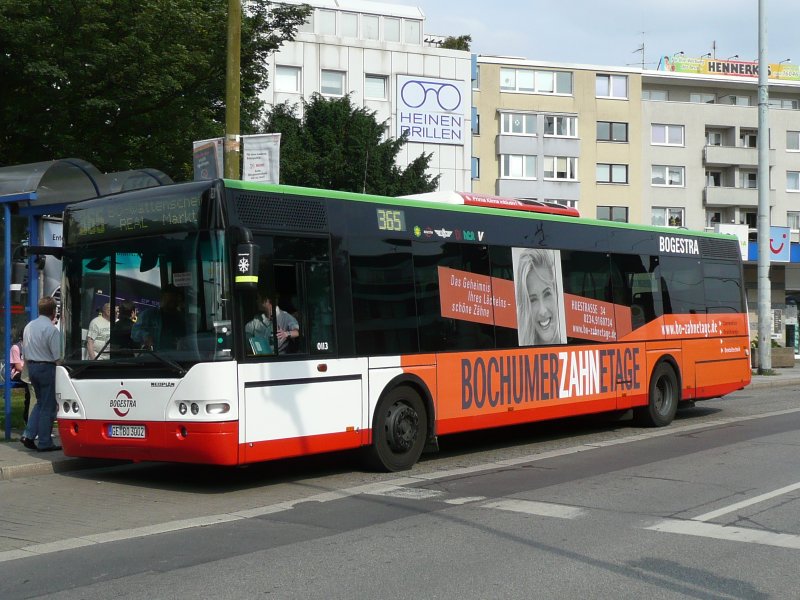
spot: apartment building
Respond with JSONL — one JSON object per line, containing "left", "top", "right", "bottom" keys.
{"left": 263, "top": 0, "right": 473, "bottom": 192}
{"left": 473, "top": 54, "right": 800, "bottom": 324}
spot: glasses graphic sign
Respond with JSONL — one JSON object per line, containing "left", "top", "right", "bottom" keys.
{"left": 396, "top": 75, "right": 467, "bottom": 146}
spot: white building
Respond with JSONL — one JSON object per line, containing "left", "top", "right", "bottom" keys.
{"left": 264, "top": 0, "right": 473, "bottom": 192}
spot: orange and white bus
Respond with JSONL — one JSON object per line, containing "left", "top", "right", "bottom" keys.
{"left": 53, "top": 179, "right": 751, "bottom": 471}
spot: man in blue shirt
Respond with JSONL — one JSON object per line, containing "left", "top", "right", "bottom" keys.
{"left": 20, "top": 296, "right": 62, "bottom": 452}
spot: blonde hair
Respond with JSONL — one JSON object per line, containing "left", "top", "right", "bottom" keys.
{"left": 516, "top": 249, "right": 557, "bottom": 346}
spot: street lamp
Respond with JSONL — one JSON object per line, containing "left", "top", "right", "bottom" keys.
{"left": 779, "top": 58, "right": 791, "bottom": 64}
{"left": 727, "top": 54, "right": 739, "bottom": 60}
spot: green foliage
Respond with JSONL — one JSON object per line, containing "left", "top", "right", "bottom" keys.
{"left": 440, "top": 35, "right": 472, "bottom": 51}
{"left": 0, "top": 0, "right": 310, "bottom": 180}
{"left": 263, "top": 94, "right": 439, "bottom": 196}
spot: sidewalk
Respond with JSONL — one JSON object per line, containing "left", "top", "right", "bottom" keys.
{"left": 3, "top": 369, "right": 800, "bottom": 481}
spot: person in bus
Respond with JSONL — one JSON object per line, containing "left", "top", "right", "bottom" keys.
{"left": 245, "top": 295, "right": 299, "bottom": 355}
{"left": 9, "top": 327, "right": 31, "bottom": 424}
{"left": 515, "top": 248, "right": 565, "bottom": 346}
{"left": 86, "top": 302, "right": 111, "bottom": 359}
{"left": 132, "top": 285, "right": 186, "bottom": 350}
{"left": 110, "top": 300, "right": 137, "bottom": 354}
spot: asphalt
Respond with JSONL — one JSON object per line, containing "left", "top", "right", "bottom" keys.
{"left": 2, "top": 369, "right": 800, "bottom": 481}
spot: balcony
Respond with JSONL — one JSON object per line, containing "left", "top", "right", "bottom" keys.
{"left": 704, "top": 186, "right": 776, "bottom": 208}
{"left": 703, "top": 145, "right": 774, "bottom": 167}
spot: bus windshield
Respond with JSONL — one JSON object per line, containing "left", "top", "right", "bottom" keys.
{"left": 61, "top": 229, "right": 232, "bottom": 369}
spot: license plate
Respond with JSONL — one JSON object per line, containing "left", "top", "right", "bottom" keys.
{"left": 109, "top": 424, "right": 146, "bottom": 438}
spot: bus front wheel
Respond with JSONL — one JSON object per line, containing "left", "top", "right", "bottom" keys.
{"left": 366, "top": 387, "right": 427, "bottom": 472}
{"left": 634, "top": 362, "right": 679, "bottom": 427}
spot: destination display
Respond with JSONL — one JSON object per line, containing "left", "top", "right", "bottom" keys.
{"left": 67, "top": 191, "right": 203, "bottom": 243}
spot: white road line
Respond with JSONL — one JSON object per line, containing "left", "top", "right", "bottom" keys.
{"left": 483, "top": 499, "right": 585, "bottom": 519}
{"left": 692, "top": 481, "right": 800, "bottom": 522}
{"left": 443, "top": 496, "right": 486, "bottom": 505}
{"left": 2, "top": 406, "right": 800, "bottom": 563}
{"left": 646, "top": 519, "right": 800, "bottom": 550}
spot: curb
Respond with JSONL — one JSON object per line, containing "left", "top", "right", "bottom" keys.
{"left": 0, "top": 456, "right": 125, "bottom": 481}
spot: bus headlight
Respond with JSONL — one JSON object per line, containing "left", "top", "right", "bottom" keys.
{"left": 206, "top": 403, "right": 230, "bottom": 415}
{"left": 63, "top": 401, "right": 71, "bottom": 413}
{"left": 72, "top": 401, "right": 79, "bottom": 413}
{"left": 190, "top": 402, "right": 199, "bottom": 415}
{"left": 179, "top": 402, "right": 187, "bottom": 415}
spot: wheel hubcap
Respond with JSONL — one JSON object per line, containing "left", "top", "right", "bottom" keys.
{"left": 385, "top": 402, "right": 418, "bottom": 453}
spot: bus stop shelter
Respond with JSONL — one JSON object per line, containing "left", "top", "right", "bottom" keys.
{"left": 1, "top": 159, "right": 172, "bottom": 440}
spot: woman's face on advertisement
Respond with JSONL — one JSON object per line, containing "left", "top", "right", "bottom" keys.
{"left": 526, "top": 266, "right": 558, "bottom": 343}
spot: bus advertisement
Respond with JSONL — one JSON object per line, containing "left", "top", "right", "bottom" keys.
{"left": 52, "top": 179, "right": 751, "bottom": 471}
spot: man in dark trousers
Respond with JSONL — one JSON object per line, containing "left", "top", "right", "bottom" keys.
{"left": 20, "top": 296, "right": 63, "bottom": 452}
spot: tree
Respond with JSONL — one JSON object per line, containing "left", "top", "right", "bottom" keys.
{"left": 440, "top": 35, "right": 472, "bottom": 51}
{"left": 0, "top": 0, "right": 310, "bottom": 180}
{"left": 263, "top": 94, "right": 439, "bottom": 196}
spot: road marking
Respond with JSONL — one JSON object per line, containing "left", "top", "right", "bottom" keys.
{"left": 443, "top": 496, "right": 486, "bottom": 505}
{"left": 483, "top": 499, "right": 584, "bottom": 519}
{"left": 646, "top": 519, "right": 800, "bottom": 550}
{"left": 3, "top": 406, "right": 800, "bottom": 563}
{"left": 692, "top": 481, "right": 800, "bottom": 522}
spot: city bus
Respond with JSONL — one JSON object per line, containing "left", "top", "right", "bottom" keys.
{"left": 52, "top": 179, "right": 751, "bottom": 471}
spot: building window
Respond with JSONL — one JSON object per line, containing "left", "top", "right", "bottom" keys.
{"left": 298, "top": 12, "right": 314, "bottom": 33}
{"left": 652, "top": 124, "right": 684, "bottom": 146}
{"left": 362, "top": 14, "right": 379, "bottom": 40}
{"left": 690, "top": 92, "right": 716, "bottom": 104}
{"left": 596, "top": 121, "right": 628, "bottom": 142}
{"left": 544, "top": 115, "right": 577, "bottom": 137}
{"left": 706, "top": 130, "right": 723, "bottom": 146}
{"left": 706, "top": 211, "right": 721, "bottom": 228}
{"left": 364, "top": 75, "right": 387, "bottom": 99}
{"left": 728, "top": 95, "right": 751, "bottom": 106}
{"left": 596, "top": 74, "right": 627, "bottom": 99}
{"left": 384, "top": 17, "right": 401, "bottom": 42}
{"left": 788, "top": 212, "right": 800, "bottom": 230}
{"left": 706, "top": 170, "right": 722, "bottom": 187}
{"left": 651, "top": 165, "right": 684, "bottom": 187}
{"left": 652, "top": 207, "right": 684, "bottom": 227}
{"left": 770, "top": 98, "right": 799, "bottom": 109}
{"left": 642, "top": 89, "right": 668, "bottom": 101}
{"left": 500, "top": 68, "right": 572, "bottom": 95}
{"left": 596, "top": 164, "right": 628, "bottom": 184}
{"left": 740, "top": 170, "right": 758, "bottom": 189}
{"left": 471, "top": 108, "right": 480, "bottom": 134}
{"left": 740, "top": 129, "right": 757, "bottom": 148}
{"left": 321, "top": 70, "right": 345, "bottom": 96}
{"left": 597, "top": 206, "right": 628, "bottom": 222}
{"left": 788, "top": 171, "right": 800, "bottom": 191}
{"left": 404, "top": 19, "right": 421, "bottom": 44}
{"left": 471, "top": 157, "right": 480, "bottom": 180}
{"left": 317, "top": 9, "right": 336, "bottom": 35}
{"left": 500, "top": 112, "right": 536, "bottom": 135}
{"left": 500, "top": 155, "right": 536, "bottom": 179}
{"left": 787, "top": 131, "right": 800, "bottom": 151}
{"left": 341, "top": 12, "right": 358, "bottom": 37}
{"left": 275, "top": 65, "right": 301, "bottom": 92}
{"left": 544, "top": 156, "right": 578, "bottom": 180}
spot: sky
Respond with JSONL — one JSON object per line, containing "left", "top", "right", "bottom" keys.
{"left": 373, "top": 0, "right": 800, "bottom": 68}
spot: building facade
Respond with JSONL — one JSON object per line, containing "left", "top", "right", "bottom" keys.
{"left": 472, "top": 54, "right": 800, "bottom": 342}
{"left": 263, "top": 0, "right": 473, "bottom": 192}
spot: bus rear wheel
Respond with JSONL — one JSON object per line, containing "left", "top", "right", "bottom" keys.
{"left": 366, "top": 387, "right": 427, "bottom": 472}
{"left": 634, "top": 362, "right": 679, "bottom": 427}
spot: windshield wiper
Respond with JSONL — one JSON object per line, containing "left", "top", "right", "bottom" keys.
{"left": 132, "top": 348, "right": 187, "bottom": 376}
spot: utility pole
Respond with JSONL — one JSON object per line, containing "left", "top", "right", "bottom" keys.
{"left": 224, "top": 0, "right": 241, "bottom": 179}
{"left": 757, "top": 0, "right": 771, "bottom": 371}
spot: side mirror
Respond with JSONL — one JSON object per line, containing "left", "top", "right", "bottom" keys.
{"left": 234, "top": 243, "right": 259, "bottom": 289}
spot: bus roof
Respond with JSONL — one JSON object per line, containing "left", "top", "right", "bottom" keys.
{"left": 399, "top": 191, "right": 581, "bottom": 217}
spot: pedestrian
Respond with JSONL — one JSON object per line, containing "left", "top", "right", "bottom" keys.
{"left": 9, "top": 327, "right": 31, "bottom": 424}
{"left": 87, "top": 302, "right": 111, "bottom": 359}
{"left": 20, "top": 296, "right": 63, "bottom": 452}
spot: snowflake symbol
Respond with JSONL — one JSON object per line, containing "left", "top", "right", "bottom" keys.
{"left": 238, "top": 257, "right": 250, "bottom": 273}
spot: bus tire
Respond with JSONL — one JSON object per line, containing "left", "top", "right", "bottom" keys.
{"left": 634, "top": 362, "right": 679, "bottom": 427}
{"left": 366, "top": 387, "right": 427, "bottom": 472}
